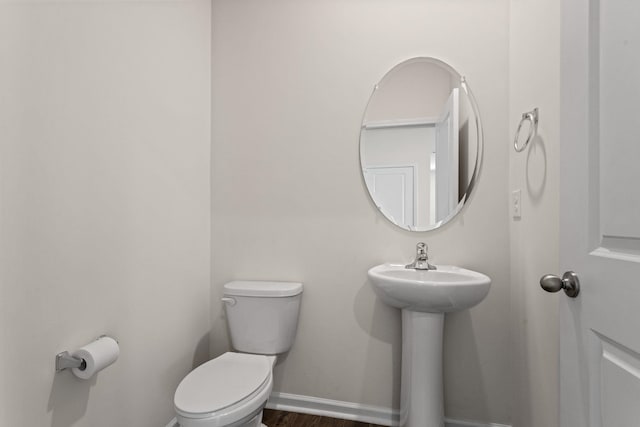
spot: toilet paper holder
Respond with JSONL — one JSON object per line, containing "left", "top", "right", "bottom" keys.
{"left": 55, "top": 351, "right": 87, "bottom": 372}
{"left": 55, "top": 335, "right": 118, "bottom": 373}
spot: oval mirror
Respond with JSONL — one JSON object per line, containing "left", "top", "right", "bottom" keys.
{"left": 359, "top": 57, "right": 483, "bottom": 231}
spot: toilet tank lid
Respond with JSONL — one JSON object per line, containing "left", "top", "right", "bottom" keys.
{"left": 224, "top": 281, "right": 303, "bottom": 297}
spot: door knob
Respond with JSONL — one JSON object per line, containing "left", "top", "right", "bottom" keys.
{"left": 540, "top": 271, "right": 580, "bottom": 298}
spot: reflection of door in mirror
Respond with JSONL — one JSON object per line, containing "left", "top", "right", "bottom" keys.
{"left": 361, "top": 124, "right": 432, "bottom": 229}
{"left": 361, "top": 88, "right": 459, "bottom": 228}
{"left": 363, "top": 166, "right": 415, "bottom": 229}
{"left": 434, "top": 88, "right": 459, "bottom": 222}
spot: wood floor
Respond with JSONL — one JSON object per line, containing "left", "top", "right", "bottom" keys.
{"left": 262, "top": 409, "right": 384, "bottom": 427}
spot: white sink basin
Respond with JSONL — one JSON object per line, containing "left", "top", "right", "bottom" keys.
{"left": 368, "top": 263, "right": 491, "bottom": 313}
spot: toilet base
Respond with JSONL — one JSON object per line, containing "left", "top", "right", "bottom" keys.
{"left": 242, "top": 405, "right": 266, "bottom": 427}
{"left": 178, "top": 407, "right": 266, "bottom": 427}
{"left": 238, "top": 411, "right": 262, "bottom": 427}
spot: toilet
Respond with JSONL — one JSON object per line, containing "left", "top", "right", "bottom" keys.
{"left": 173, "top": 281, "right": 303, "bottom": 427}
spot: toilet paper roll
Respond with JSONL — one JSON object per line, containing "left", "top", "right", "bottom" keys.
{"left": 71, "top": 336, "right": 119, "bottom": 380}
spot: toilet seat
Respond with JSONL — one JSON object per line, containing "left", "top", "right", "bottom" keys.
{"left": 174, "top": 352, "right": 273, "bottom": 427}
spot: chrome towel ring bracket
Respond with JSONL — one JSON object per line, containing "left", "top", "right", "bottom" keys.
{"left": 513, "top": 108, "right": 539, "bottom": 152}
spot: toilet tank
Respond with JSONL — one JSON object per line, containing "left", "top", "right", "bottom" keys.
{"left": 223, "top": 281, "right": 303, "bottom": 355}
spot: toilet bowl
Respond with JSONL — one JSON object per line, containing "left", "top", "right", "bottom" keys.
{"left": 174, "top": 353, "right": 276, "bottom": 427}
{"left": 173, "top": 281, "right": 303, "bottom": 427}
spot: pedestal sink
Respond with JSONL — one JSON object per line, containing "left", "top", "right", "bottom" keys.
{"left": 368, "top": 263, "right": 491, "bottom": 427}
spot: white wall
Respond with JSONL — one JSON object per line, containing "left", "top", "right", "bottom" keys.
{"left": 508, "top": 0, "right": 560, "bottom": 426}
{"left": 0, "top": 2, "right": 211, "bottom": 426}
{"left": 211, "top": 0, "right": 512, "bottom": 424}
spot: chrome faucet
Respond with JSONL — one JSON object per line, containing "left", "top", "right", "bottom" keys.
{"left": 405, "top": 242, "right": 437, "bottom": 270}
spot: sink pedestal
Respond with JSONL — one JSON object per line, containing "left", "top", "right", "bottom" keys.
{"left": 367, "top": 263, "right": 491, "bottom": 427}
{"left": 400, "top": 310, "right": 444, "bottom": 427}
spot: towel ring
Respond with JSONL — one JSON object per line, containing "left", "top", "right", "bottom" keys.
{"left": 513, "top": 108, "right": 538, "bottom": 152}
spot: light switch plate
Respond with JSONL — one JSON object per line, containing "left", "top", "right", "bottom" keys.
{"left": 512, "top": 189, "right": 522, "bottom": 219}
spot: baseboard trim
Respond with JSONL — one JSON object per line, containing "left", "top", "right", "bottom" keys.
{"left": 266, "top": 392, "right": 398, "bottom": 426}
{"left": 445, "top": 420, "right": 511, "bottom": 427}
{"left": 266, "top": 392, "right": 511, "bottom": 427}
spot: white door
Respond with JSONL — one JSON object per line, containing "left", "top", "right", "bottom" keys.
{"left": 560, "top": 1, "right": 640, "bottom": 426}
{"left": 364, "top": 166, "right": 415, "bottom": 229}
{"left": 434, "top": 88, "right": 459, "bottom": 222}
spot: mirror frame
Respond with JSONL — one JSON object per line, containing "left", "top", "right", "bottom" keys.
{"left": 359, "top": 57, "right": 484, "bottom": 232}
